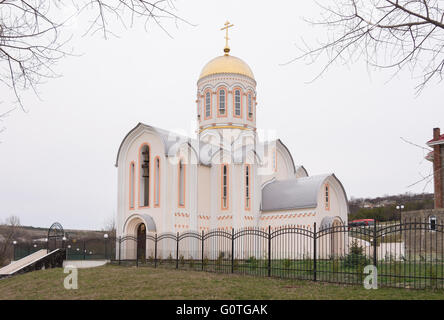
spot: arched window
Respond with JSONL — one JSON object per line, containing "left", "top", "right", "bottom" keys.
{"left": 154, "top": 157, "right": 160, "bottom": 207}
{"left": 218, "top": 88, "right": 226, "bottom": 116}
{"left": 245, "top": 164, "right": 251, "bottom": 210}
{"left": 233, "top": 89, "right": 242, "bottom": 117}
{"left": 325, "top": 184, "right": 330, "bottom": 210}
{"left": 205, "top": 91, "right": 211, "bottom": 119}
{"left": 129, "top": 162, "right": 135, "bottom": 209}
{"left": 178, "top": 160, "right": 185, "bottom": 207}
{"left": 139, "top": 144, "right": 150, "bottom": 207}
{"left": 221, "top": 164, "right": 229, "bottom": 209}
{"left": 247, "top": 93, "right": 253, "bottom": 120}
{"left": 429, "top": 215, "right": 437, "bottom": 231}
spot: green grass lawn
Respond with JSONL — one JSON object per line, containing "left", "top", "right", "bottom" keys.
{"left": 1, "top": 264, "right": 444, "bottom": 300}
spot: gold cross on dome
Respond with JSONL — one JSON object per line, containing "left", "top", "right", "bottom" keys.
{"left": 220, "top": 21, "right": 234, "bottom": 55}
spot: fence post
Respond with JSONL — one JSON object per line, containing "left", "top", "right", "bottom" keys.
{"left": 231, "top": 228, "right": 234, "bottom": 274}
{"left": 313, "top": 222, "right": 317, "bottom": 282}
{"left": 118, "top": 237, "right": 121, "bottom": 265}
{"left": 83, "top": 240, "right": 86, "bottom": 260}
{"left": 154, "top": 233, "right": 158, "bottom": 268}
{"left": 201, "top": 230, "right": 204, "bottom": 271}
{"left": 176, "top": 232, "right": 179, "bottom": 269}
{"left": 268, "top": 225, "right": 271, "bottom": 277}
{"left": 373, "top": 221, "right": 377, "bottom": 267}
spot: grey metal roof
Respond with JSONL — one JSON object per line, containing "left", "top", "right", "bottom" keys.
{"left": 261, "top": 174, "right": 331, "bottom": 211}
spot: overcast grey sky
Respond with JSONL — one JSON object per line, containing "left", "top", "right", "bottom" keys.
{"left": 0, "top": 0, "right": 442, "bottom": 230}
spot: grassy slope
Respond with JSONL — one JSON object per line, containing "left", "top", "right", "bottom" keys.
{"left": 0, "top": 266, "right": 444, "bottom": 300}
{"left": 1, "top": 265, "right": 444, "bottom": 300}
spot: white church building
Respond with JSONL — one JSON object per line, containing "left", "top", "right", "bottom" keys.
{"left": 115, "top": 26, "right": 349, "bottom": 257}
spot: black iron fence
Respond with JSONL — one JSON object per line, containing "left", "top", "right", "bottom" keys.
{"left": 11, "top": 218, "right": 444, "bottom": 289}
{"left": 114, "top": 218, "right": 444, "bottom": 289}
{"left": 65, "top": 238, "right": 117, "bottom": 261}
{"left": 14, "top": 237, "right": 117, "bottom": 261}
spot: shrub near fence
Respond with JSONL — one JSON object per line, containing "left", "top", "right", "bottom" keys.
{"left": 115, "top": 219, "right": 444, "bottom": 290}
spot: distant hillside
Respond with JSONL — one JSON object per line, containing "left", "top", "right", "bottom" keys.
{"left": 0, "top": 225, "right": 111, "bottom": 243}
{"left": 348, "top": 193, "right": 434, "bottom": 221}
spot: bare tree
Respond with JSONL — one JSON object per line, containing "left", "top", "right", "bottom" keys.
{"left": 290, "top": 0, "right": 444, "bottom": 93}
{"left": 400, "top": 136, "right": 442, "bottom": 192}
{"left": 102, "top": 216, "right": 116, "bottom": 237}
{"left": 0, "top": 215, "right": 21, "bottom": 266}
{"left": 0, "top": 0, "right": 189, "bottom": 113}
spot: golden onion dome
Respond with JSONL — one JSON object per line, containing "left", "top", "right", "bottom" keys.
{"left": 198, "top": 54, "right": 255, "bottom": 81}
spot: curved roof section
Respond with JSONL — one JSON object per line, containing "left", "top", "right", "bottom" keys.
{"left": 261, "top": 174, "right": 331, "bottom": 211}
{"left": 115, "top": 123, "right": 194, "bottom": 167}
{"left": 199, "top": 55, "right": 255, "bottom": 81}
{"left": 319, "top": 216, "right": 344, "bottom": 230}
{"left": 123, "top": 214, "right": 157, "bottom": 233}
{"left": 115, "top": 122, "right": 217, "bottom": 167}
{"left": 262, "top": 139, "right": 297, "bottom": 175}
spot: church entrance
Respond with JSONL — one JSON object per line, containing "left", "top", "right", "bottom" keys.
{"left": 137, "top": 223, "right": 146, "bottom": 262}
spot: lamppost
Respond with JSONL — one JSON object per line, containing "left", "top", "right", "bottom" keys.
{"left": 104, "top": 234, "right": 109, "bottom": 260}
{"left": 12, "top": 240, "right": 17, "bottom": 261}
{"left": 44, "top": 238, "right": 48, "bottom": 253}
{"left": 62, "top": 236, "right": 67, "bottom": 249}
{"left": 396, "top": 204, "right": 405, "bottom": 235}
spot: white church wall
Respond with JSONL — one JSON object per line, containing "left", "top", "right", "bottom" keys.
{"left": 258, "top": 140, "right": 296, "bottom": 188}
{"left": 295, "top": 166, "right": 308, "bottom": 178}
{"left": 258, "top": 209, "right": 318, "bottom": 231}
{"left": 119, "top": 129, "right": 166, "bottom": 236}
{"left": 214, "top": 162, "right": 233, "bottom": 231}
{"left": 314, "top": 175, "right": 349, "bottom": 259}
{"left": 197, "top": 74, "right": 257, "bottom": 131}
{"left": 314, "top": 175, "right": 349, "bottom": 227}
{"left": 275, "top": 147, "right": 292, "bottom": 180}
{"left": 197, "top": 165, "right": 211, "bottom": 232}
{"left": 171, "top": 154, "right": 193, "bottom": 234}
